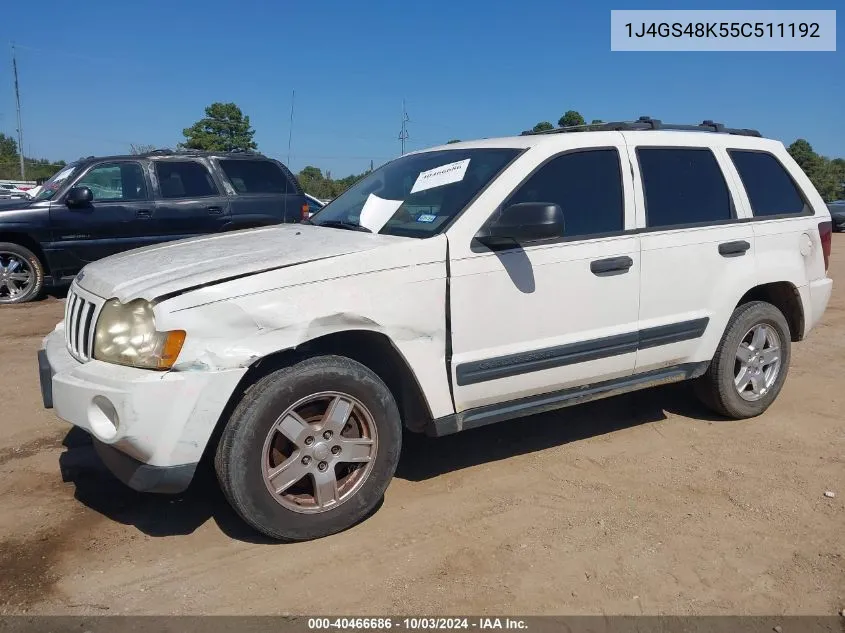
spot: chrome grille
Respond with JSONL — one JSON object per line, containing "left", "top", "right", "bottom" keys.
{"left": 65, "top": 286, "right": 99, "bottom": 362}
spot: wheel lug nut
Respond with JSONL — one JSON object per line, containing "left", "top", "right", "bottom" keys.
{"left": 331, "top": 445, "right": 341, "bottom": 455}
{"left": 323, "top": 430, "right": 332, "bottom": 440}
{"left": 301, "top": 455, "right": 311, "bottom": 465}
{"left": 304, "top": 436, "right": 314, "bottom": 446}
{"left": 318, "top": 461, "right": 328, "bottom": 471}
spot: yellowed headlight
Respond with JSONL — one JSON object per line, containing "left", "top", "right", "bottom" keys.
{"left": 93, "top": 299, "right": 185, "bottom": 370}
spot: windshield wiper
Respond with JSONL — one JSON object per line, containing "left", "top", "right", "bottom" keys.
{"left": 316, "top": 220, "right": 372, "bottom": 233}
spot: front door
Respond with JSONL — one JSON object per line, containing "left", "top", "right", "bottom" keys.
{"left": 48, "top": 160, "right": 153, "bottom": 268}
{"left": 449, "top": 145, "right": 641, "bottom": 412}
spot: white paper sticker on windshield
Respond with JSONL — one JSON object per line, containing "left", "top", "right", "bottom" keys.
{"left": 358, "top": 193, "right": 403, "bottom": 233}
{"left": 410, "top": 159, "right": 470, "bottom": 194}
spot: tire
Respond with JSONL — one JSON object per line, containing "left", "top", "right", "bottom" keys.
{"left": 215, "top": 355, "right": 402, "bottom": 541}
{"left": 0, "top": 242, "right": 44, "bottom": 305}
{"left": 694, "top": 301, "right": 791, "bottom": 419}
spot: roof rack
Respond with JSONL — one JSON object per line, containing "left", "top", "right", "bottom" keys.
{"left": 140, "top": 148, "right": 263, "bottom": 157}
{"left": 522, "top": 116, "right": 762, "bottom": 138}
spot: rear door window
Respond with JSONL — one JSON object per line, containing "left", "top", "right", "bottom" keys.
{"left": 155, "top": 161, "right": 219, "bottom": 198}
{"left": 218, "top": 159, "right": 297, "bottom": 194}
{"left": 728, "top": 150, "right": 808, "bottom": 217}
{"left": 637, "top": 148, "right": 733, "bottom": 229}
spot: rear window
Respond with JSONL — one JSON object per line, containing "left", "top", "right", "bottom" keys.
{"left": 219, "top": 159, "right": 296, "bottom": 194}
{"left": 156, "top": 161, "right": 218, "bottom": 198}
{"left": 728, "top": 150, "right": 808, "bottom": 217}
{"left": 638, "top": 148, "right": 733, "bottom": 228}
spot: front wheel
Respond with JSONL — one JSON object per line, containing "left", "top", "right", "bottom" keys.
{"left": 215, "top": 355, "right": 402, "bottom": 541}
{"left": 694, "top": 301, "right": 791, "bottom": 419}
{"left": 0, "top": 242, "right": 44, "bottom": 304}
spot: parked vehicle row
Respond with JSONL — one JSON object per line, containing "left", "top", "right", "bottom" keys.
{"left": 828, "top": 201, "right": 845, "bottom": 231}
{"left": 0, "top": 183, "right": 32, "bottom": 199}
{"left": 0, "top": 149, "right": 310, "bottom": 304}
{"left": 37, "top": 119, "right": 833, "bottom": 542}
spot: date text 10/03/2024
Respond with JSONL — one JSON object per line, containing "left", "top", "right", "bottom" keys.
{"left": 307, "top": 618, "right": 528, "bottom": 630}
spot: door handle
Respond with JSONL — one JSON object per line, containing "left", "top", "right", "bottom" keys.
{"left": 590, "top": 256, "right": 634, "bottom": 275}
{"left": 207, "top": 206, "right": 223, "bottom": 215}
{"left": 718, "top": 240, "right": 751, "bottom": 257}
{"left": 136, "top": 209, "right": 151, "bottom": 219}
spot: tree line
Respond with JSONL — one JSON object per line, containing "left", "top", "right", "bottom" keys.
{"left": 4, "top": 103, "right": 842, "bottom": 202}
{"left": 0, "top": 133, "right": 67, "bottom": 182}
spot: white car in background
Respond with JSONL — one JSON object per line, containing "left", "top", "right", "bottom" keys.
{"left": 0, "top": 184, "right": 31, "bottom": 199}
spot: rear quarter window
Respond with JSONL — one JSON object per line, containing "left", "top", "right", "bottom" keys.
{"left": 728, "top": 150, "right": 809, "bottom": 217}
{"left": 219, "top": 159, "right": 297, "bottom": 194}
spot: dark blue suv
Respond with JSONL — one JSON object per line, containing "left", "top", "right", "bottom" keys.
{"left": 0, "top": 149, "right": 309, "bottom": 304}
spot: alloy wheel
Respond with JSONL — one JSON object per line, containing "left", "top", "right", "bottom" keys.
{"left": 261, "top": 391, "right": 379, "bottom": 514}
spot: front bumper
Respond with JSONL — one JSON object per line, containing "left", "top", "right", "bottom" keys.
{"left": 39, "top": 324, "right": 247, "bottom": 493}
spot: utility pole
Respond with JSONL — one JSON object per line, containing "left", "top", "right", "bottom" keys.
{"left": 11, "top": 44, "right": 25, "bottom": 180}
{"left": 398, "top": 99, "right": 409, "bottom": 155}
{"left": 286, "top": 89, "right": 295, "bottom": 166}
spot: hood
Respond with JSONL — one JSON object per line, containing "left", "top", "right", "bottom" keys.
{"left": 76, "top": 224, "right": 411, "bottom": 302}
{"left": 0, "top": 198, "right": 35, "bottom": 212}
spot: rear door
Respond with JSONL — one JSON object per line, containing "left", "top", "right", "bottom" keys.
{"left": 48, "top": 160, "right": 153, "bottom": 264}
{"left": 151, "top": 159, "right": 231, "bottom": 240}
{"left": 627, "top": 137, "right": 756, "bottom": 375}
{"left": 215, "top": 158, "right": 306, "bottom": 227}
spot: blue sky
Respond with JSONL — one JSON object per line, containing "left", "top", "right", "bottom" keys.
{"left": 2, "top": 0, "right": 843, "bottom": 177}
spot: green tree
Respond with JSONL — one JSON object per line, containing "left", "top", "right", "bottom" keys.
{"left": 0, "top": 133, "right": 66, "bottom": 181}
{"left": 787, "top": 139, "right": 844, "bottom": 202}
{"left": 297, "top": 165, "right": 374, "bottom": 199}
{"left": 0, "top": 133, "right": 17, "bottom": 157}
{"left": 446, "top": 139, "right": 461, "bottom": 144}
{"left": 787, "top": 139, "right": 817, "bottom": 172}
{"left": 532, "top": 121, "right": 554, "bottom": 133}
{"left": 558, "top": 110, "right": 586, "bottom": 128}
{"left": 180, "top": 102, "right": 257, "bottom": 152}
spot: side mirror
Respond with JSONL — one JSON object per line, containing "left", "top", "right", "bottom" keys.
{"left": 66, "top": 186, "right": 93, "bottom": 207}
{"left": 476, "top": 202, "right": 564, "bottom": 247}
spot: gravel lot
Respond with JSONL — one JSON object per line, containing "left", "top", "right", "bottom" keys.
{"left": 1, "top": 239, "right": 843, "bottom": 616}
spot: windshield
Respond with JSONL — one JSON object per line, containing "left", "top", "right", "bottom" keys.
{"left": 35, "top": 164, "right": 79, "bottom": 200}
{"left": 309, "top": 148, "right": 521, "bottom": 237}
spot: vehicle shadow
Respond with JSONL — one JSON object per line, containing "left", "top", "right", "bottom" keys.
{"left": 58, "top": 427, "right": 278, "bottom": 545}
{"left": 396, "top": 381, "right": 728, "bottom": 482}
{"left": 58, "top": 382, "right": 725, "bottom": 543}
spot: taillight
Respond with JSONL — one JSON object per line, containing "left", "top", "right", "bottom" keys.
{"left": 301, "top": 202, "right": 310, "bottom": 221}
{"left": 819, "top": 220, "right": 832, "bottom": 272}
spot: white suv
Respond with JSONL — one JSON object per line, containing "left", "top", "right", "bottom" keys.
{"left": 38, "top": 119, "right": 834, "bottom": 541}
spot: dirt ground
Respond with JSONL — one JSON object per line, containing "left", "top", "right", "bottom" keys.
{"left": 1, "top": 240, "right": 843, "bottom": 617}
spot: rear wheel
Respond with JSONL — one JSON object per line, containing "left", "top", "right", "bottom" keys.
{"left": 215, "top": 355, "right": 402, "bottom": 541}
{"left": 694, "top": 301, "right": 791, "bottom": 419}
{"left": 0, "top": 242, "right": 44, "bottom": 305}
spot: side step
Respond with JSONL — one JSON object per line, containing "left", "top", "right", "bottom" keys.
{"left": 427, "top": 362, "right": 709, "bottom": 437}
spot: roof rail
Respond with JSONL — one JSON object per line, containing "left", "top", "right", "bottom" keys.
{"left": 522, "top": 116, "right": 762, "bottom": 138}
{"left": 140, "top": 147, "right": 263, "bottom": 157}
